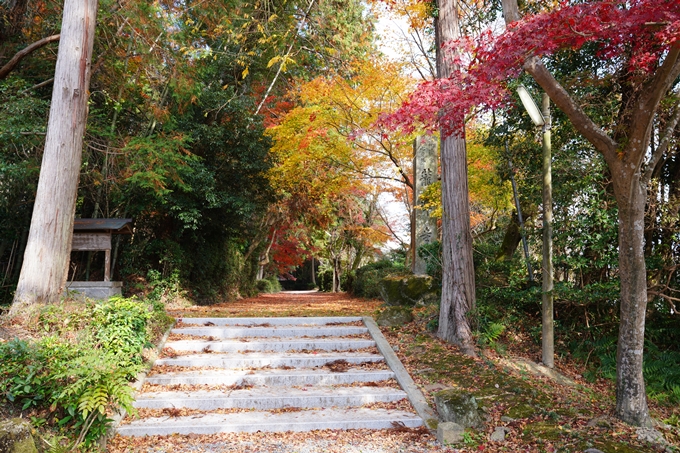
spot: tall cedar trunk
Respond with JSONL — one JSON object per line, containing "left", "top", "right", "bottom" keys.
{"left": 9, "top": 0, "right": 99, "bottom": 316}
{"left": 611, "top": 161, "right": 651, "bottom": 427}
{"left": 436, "top": 0, "right": 477, "bottom": 355}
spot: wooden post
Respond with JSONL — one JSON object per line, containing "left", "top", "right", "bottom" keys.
{"left": 104, "top": 249, "right": 111, "bottom": 282}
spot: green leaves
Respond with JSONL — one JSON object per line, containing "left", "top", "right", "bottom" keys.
{"left": 0, "top": 297, "right": 165, "bottom": 446}
{"left": 123, "top": 134, "right": 196, "bottom": 197}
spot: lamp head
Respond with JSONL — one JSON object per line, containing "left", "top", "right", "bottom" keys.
{"left": 517, "top": 85, "right": 545, "bottom": 127}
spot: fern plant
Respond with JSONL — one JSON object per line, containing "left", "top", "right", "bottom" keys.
{"left": 0, "top": 295, "right": 166, "bottom": 448}
{"left": 479, "top": 322, "right": 506, "bottom": 348}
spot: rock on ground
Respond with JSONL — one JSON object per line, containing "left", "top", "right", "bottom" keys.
{"left": 0, "top": 418, "right": 38, "bottom": 453}
{"left": 434, "top": 390, "right": 484, "bottom": 429}
{"left": 436, "top": 422, "right": 464, "bottom": 445}
{"left": 377, "top": 306, "right": 414, "bottom": 327}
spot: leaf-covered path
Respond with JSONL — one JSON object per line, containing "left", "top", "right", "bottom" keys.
{"left": 109, "top": 291, "right": 453, "bottom": 452}
{"left": 166, "top": 290, "right": 383, "bottom": 319}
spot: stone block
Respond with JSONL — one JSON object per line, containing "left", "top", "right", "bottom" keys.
{"left": 434, "top": 390, "right": 484, "bottom": 429}
{"left": 376, "top": 306, "right": 413, "bottom": 327}
{"left": 65, "top": 281, "right": 122, "bottom": 300}
{"left": 0, "top": 418, "right": 38, "bottom": 453}
{"left": 379, "top": 275, "right": 436, "bottom": 307}
{"left": 436, "top": 422, "right": 464, "bottom": 445}
{"left": 490, "top": 426, "right": 509, "bottom": 442}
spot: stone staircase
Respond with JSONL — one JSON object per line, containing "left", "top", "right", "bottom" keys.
{"left": 116, "top": 316, "right": 424, "bottom": 436}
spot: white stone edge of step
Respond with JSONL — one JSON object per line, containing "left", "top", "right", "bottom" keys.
{"left": 144, "top": 368, "right": 397, "bottom": 386}
{"left": 169, "top": 326, "right": 369, "bottom": 337}
{"left": 116, "top": 409, "right": 423, "bottom": 436}
{"left": 104, "top": 319, "right": 176, "bottom": 447}
{"left": 134, "top": 386, "right": 408, "bottom": 402}
{"left": 153, "top": 353, "right": 385, "bottom": 368}
{"left": 133, "top": 389, "right": 409, "bottom": 410}
{"left": 164, "top": 338, "right": 377, "bottom": 352}
{"left": 177, "top": 316, "right": 363, "bottom": 326}
{"left": 362, "top": 316, "right": 440, "bottom": 431}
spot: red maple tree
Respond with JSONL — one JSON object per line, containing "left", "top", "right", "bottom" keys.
{"left": 383, "top": 0, "right": 680, "bottom": 427}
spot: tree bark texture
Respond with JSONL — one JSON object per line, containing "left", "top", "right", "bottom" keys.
{"left": 436, "top": 0, "right": 477, "bottom": 355}
{"left": 10, "top": 0, "right": 99, "bottom": 316}
{"left": 501, "top": 0, "right": 680, "bottom": 426}
{"left": 611, "top": 160, "right": 652, "bottom": 427}
{"left": 495, "top": 213, "right": 521, "bottom": 261}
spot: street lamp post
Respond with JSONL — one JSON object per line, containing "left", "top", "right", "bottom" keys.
{"left": 517, "top": 85, "right": 554, "bottom": 369}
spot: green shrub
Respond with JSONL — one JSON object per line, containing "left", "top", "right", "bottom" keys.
{"left": 350, "top": 260, "right": 405, "bottom": 299}
{"left": 0, "top": 296, "right": 170, "bottom": 448}
{"left": 147, "top": 268, "right": 184, "bottom": 302}
{"left": 317, "top": 265, "right": 334, "bottom": 292}
{"left": 255, "top": 276, "right": 282, "bottom": 294}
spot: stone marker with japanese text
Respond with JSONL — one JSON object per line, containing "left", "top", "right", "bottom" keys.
{"left": 413, "top": 135, "right": 438, "bottom": 275}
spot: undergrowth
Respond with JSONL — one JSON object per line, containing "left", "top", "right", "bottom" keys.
{"left": 0, "top": 295, "right": 173, "bottom": 451}
{"left": 255, "top": 275, "right": 282, "bottom": 294}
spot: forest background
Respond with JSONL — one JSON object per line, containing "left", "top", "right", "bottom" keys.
{"left": 0, "top": 0, "right": 679, "bottom": 429}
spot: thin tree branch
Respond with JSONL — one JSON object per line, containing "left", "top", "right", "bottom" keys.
{"left": 523, "top": 56, "right": 618, "bottom": 159}
{"left": 0, "top": 34, "right": 60, "bottom": 80}
{"left": 255, "top": 0, "right": 315, "bottom": 115}
{"left": 643, "top": 95, "right": 680, "bottom": 184}
{"left": 19, "top": 77, "right": 54, "bottom": 94}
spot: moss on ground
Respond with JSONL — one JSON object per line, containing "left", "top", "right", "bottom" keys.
{"left": 383, "top": 306, "right": 668, "bottom": 452}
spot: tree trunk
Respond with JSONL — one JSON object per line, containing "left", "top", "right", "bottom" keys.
{"left": 496, "top": 212, "right": 521, "bottom": 261}
{"left": 9, "top": 0, "right": 99, "bottom": 316}
{"left": 310, "top": 257, "right": 316, "bottom": 285}
{"left": 612, "top": 162, "right": 652, "bottom": 427}
{"left": 333, "top": 257, "right": 341, "bottom": 292}
{"left": 331, "top": 257, "right": 338, "bottom": 292}
{"left": 439, "top": 135, "right": 477, "bottom": 355}
{"left": 436, "top": 0, "right": 477, "bottom": 355}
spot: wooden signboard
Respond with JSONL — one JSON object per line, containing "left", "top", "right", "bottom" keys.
{"left": 72, "top": 233, "right": 111, "bottom": 251}
{"left": 70, "top": 219, "right": 132, "bottom": 282}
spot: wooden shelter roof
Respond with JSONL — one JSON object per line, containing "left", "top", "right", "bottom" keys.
{"left": 73, "top": 218, "right": 133, "bottom": 234}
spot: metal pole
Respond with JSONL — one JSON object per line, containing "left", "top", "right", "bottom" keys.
{"left": 506, "top": 142, "right": 534, "bottom": 282}
{"left": 541, "top": 93, "right": 554, "bottom": 368}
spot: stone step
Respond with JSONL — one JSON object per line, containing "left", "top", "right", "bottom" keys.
{"left": 178, "top": 317, "right": 362, "bottom": 326}
{"left": 117, "top": 407, "right": 422, "bottom": 436}
{"left": 146, "top": 368, "right": 396, "bottom": 386}
{"left": 165, "top": 338, "right": 376, "bottom": 353}
{"left": 134, "top": 387, "right": 407, "bottom": 410}
{"left": 171, "top": 326, "right": 368, "bottom": 338}
{"left": 155, "top": 352, "right": 384, "bottom": 369}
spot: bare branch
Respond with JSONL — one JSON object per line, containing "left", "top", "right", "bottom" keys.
{"left": 629, "top": 46, "right": 680, "bottom": 171}
{"left": 643, "top": 95, "right": 680, "bottom": 184}
{"left": 524, "top": 57, "right": 618, "bottom": 159}
{"left": 0, "top": 34, "right": 60, "bottom": 80}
